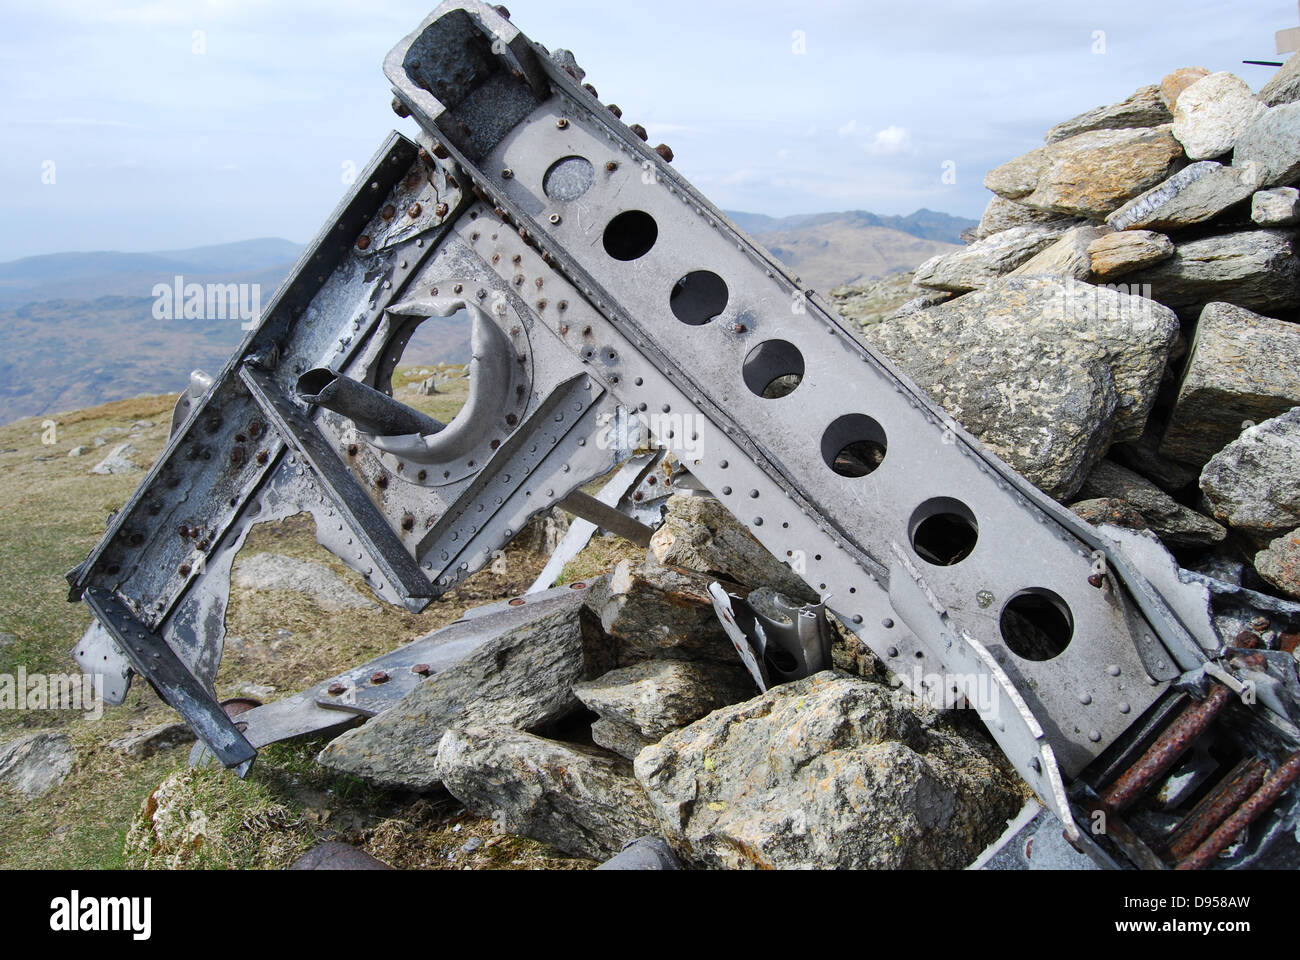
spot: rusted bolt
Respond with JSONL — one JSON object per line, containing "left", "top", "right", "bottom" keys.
{"left": 178, "top": 524, "right": 191, "bottom": 538}
{"left": 401, "top": 513, "right": 415, "bottom": 532}
{"left": 633, "top": 491, "right": 643, "bottom": 501}
{"left": 493, "top": 3, "right": 510, "bottom": 17}
{"left": 370, "top": 670, "right": 390, "bottom": 684}
{"left": 537, "top": 298, "right": 548, "bottom": 310}
{"left": 490, "top": 439, "right": 500, "bottom": 449}
{"left": 1088, "top": 572, "right": 1105, "bottom": 588}
{"left": 559, "top": 323, "right": 569, "bottom": 335}
{"left": 376, "top": 474, "right": 389, "bottom": 490}
{"left": 655, "top": 143, "right": 674, "bottom": 162}
{"left": 198, "top": 538, "right": 210, "bottom": 551}
{"left": 605, "top": 160, "right": 618, "bottom": 172}
{"left": 647, "top": 476, "right": 657, "bottom": 485}
{"left": 436, "top": 202, "right": 449, "bottom": 217}
{"left": 432, "top": 141, "right": 449, "bottom": 159}
{"left": 381, "top": 204, "right": 396, "bottom": 221}
{"left": 508, "top": 597, "right": 526, "bottom": 606}
{"left": 557, "top": 300, "right": 568, "bottom": 311}
{"left": 417, "top": 469, "right": 427, "bottom": 481}
{"left": 630, "top": 123, "right": 648, "bottom": 141}
{"left": 408, "top": 202, "right": 422, "bottom": 218}
{"left": 256, "top": 450, "right": 268, "bottom": 466}
{"left": 732, "top": 322, "right": 747, "bottom": 333}
{"left": 535, "top": 277, "right": 544, "bottom": 289}
{"left": 582, "top": 325, "right": 592, "bottom": 335}
{"left": 229, "top": 446, "right": 247, "bottom": 467}
{"left": 391, "top": 96, "right": 410, "bottom": 118}
{"left": 178, "top": 563, "right": 191, "bottom": 576}
{"left": 583, "top": 83, "right": 598, "bottom": 97}
{"left": 347, "top": 443, "right": 359, "bottom": 457}
{"left": 501, "top": 168, "right": 513, "bottom": 179}
{"left": 249, "top": 420, "right": 264, "bottom": 439}
{"left": 411, "top": 663, "right": 432, "bottom": 677}
{"left": 491, "top": 253, "right": 500, "bottom": 264}
{"left": 607, "top": 104, "right": 623, "bottom": 118}
{"left": 570, "top": 581, "right": 587, "bottom": 590}
{"left": 556, "top": 118, "right": 569, "bottom": 129}
{"left": 327, "top": 682, "right": 346, "bottom": 696}
{"left": 356, "top": 235, "right": 371, "bottom": 250}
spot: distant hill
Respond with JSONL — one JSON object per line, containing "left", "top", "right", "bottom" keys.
{"left": 0, "top": 213, "right": 973, "bottom": 424}
{"left": 725, "top": 209, "right": 972, "bottom": 292}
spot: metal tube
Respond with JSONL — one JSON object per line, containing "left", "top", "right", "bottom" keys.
{"left": 1098, "top": 685, "right": 1232, "bottom": 814}
{"left": 296, "top": 367, "right": 444, "bottom": 438}
{"left": 1176, "top": 751, "right": 1300, "bottom": 870}
{"left": 1165, "top": 758, "right": 1269, "bottom": 861}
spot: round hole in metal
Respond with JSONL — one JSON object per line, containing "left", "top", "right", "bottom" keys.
{"left": 909, "top": 497, "right": 978, "bottom": 566}
{"left": 1001, "top": 589, "right": 1074, "bottom": 661}
{"left": 603, "top": 210, "right": 658, "bottom": 260}
{"left": 669, "top": 270, "right": 728, "bottom": 325}
{"left": 543, "top": 156, "right": 595, "bottom": 201}
{"left": 743, "top": 339, "right": 804, "bottom": 397}
{"left": 821, "top": 414, "right": 887, "bottom": 477}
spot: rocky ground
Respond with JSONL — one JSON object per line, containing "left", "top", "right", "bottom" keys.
{"left": 6, "top": 59, "right": 1300, "bottom": 871}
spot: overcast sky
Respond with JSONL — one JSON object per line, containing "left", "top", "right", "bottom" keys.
{"left": 1, "top": 0, "right": 1292, "bottom": 262}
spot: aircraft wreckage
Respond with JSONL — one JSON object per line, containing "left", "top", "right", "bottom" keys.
{"left": 66, "top": 1, "right": 1300, "bottom": 869}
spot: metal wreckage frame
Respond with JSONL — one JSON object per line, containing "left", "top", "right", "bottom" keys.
{"left": 64, "top": 1, "right": 1300, "bottom": 870}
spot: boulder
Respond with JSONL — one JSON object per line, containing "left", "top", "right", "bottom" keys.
{"left": 316, "top": 597, "right": 608, "bottom": 789}
{"left": 1171, "top": 72, "right": 1266, "bottom": 159}
{"left": 1070, "top": 498, "right": 1149, "bottom": 531}
{"left": 648, "top": 495, "right": 816, "bottom": 602}
{"left": 574, "top": 659, "right": 756, "bottom": 743}
{"left": 1131, "top": 229, "right": 1300, "bottom": 315}
{"left": 0, "top": 733, "right": 75, "bottom": 798}
{"left": 88, "top": 442, "right": 139, "bottom": 475}
{"left": 996, "top": 126, "right": 1184, "bottom": 219}
{"left": 1199, "top": 409, "right": 1300, "bottom": 545}
{"left": 232, "top": 553, "right": 379, "bottom": 612}
{"left": 1251, "top": 186, "right": 1300, "bottom": 226}
{"left": 1159, "top": 303, "right": 1300, "bottom": 465}
{"left": 974, "top": 194, "right": 1078, "bottom": 239}
{"left": 1105, "top": 161, "right": 1263, "bottom": 231}
{"left": 1088, "top": 230, "right": 1176, "bottom": 279}
{"left": 1255, "top": 529, "right": 1300, "bottom": 600}
{"left": 1160, "top": 66, "right": 1210, "bottom": 110}
{"left": 1233, "top": 102, "right": 1300, "bottom": 188}
{"left": 633, "top": 673, "right": 1025, "bottom": 869}
{"left": 860, "top": 277, "right": 1179, "bottom": 499}
{"left": 584, "top": 558, "right": 739, "bottom": 663}
{"left": 108, "top": 722, "right": 195, "bottom": 758}
{"left": 912, "top": 223, "right": 1070, "bottom": 292}
{"left": 1076, "top": 460, "right": 1225, "bottom": 550}
{"left": 1259, "top": 53, "right": 1300, "bottom": 107}
{"left": 590, "top": 717, "right": 654, "bottom": 760}
{"left": 1007, "top": 224, "right": 1108, "bottom": 280}
{"left": 1045, "top": 84, "right": 1171, "bottom": 143}
{"left": 434, "top": 725, "right": 659, "bottom": 860}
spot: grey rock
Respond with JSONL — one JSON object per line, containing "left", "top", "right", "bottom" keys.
{"left": 591, "top": 717, "right": 654, "bottom": 760}
{"left": 648, "top": 495, "right": 815, "bottom": 602}
{"left": 974, "top": 194, "right": 1078, "bottom": 239}
{"left": 584, "top": 557, "right": 736, "bottom": 663}
{"left": 1046, "top": 84, "right": 1172, "bottom": 143}
{"left": 1251, "top": 187, "right": 1300, "bottom": 226}
{"left": 1077, "top": 460, "right": 1225, "bottom": 550}
{"left": 1013, "top": 126, "right": 1185, "bottom": 219}
{"left": 108, "top": 722, "right": 195, "bottom": 758}
{"left": 1088, "top": 230, "right": 1176, "bottom": 279}
{"left": 1106, "top": 161, "right": 1263, "bottom": 231}
{"left": 1233, "top": 102, "right": 1300, "bottom": 187}
{"left": 1131, "top": 229, "right": 1300, "bottom": 315}
{"left": 633, "top": 673, "right": 1024, "bottom": 870}
{"left": 1160, "top": 303, "right": 1300, "bottom": 465}
{"left": 435, "top": 725, "right": 659, "bottom": 860}
{"left": 1199, "top": 409, "right": 1300, "bottom": 544}
{"left": 882, "top": 289, "right": 956, "bottom": 321}
{"left": 0, "top": 733, "right": 76, "bottom": 798}
{"left": 1070, "top": 498, "right": 1149, "bottom": 531}
{"left": 1007, "top": 224, "right": 1108, "bottom": 280}
{"left": 861, "top": 277, "right": 1179, "bottom": 499}
{"left": 89, "top": 442, "right": 139, "bottom": 475}
{"left": 912, "top": 223, "right": 1072, "bottom": 292}
{"left": 984, "top": 146, "right": 1049, "bottom": 200}
{"left": 1254, "top": 529, "right": 1300, "bottom": 600}
{"left": 574, "top": 659, "right": 757, "bottom": 742}
{"left": 1258, "top": 52, "right": 1300, "bottom": 107}
{"left": 232, "top": 553, "right": 378, "bottom": 612}
{"left": 66, "top": 445, "right": 88, "bottom": 457}
{"left": 1160, "top": 66, "right": 1210, "bottom": 110}
{"left": 1171, "top": 72, "right": 1266, "bottom": 159}
{"left": 317, "top": 596, "right": 609, "bottom": 789}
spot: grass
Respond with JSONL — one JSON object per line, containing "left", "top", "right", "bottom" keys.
{"left": 0, "top": 366, "right": 625, "bottom": 870}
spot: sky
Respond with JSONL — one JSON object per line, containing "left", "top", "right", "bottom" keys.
{"left": 0, "top": 0, "right": 1293, "bottom": 262}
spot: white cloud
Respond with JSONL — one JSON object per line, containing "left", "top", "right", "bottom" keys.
{"left": 837, "top": 118, "right": 858, "bottom": 137}
{"left": 865, "top": 125, "right": 912, "bottom": 156}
